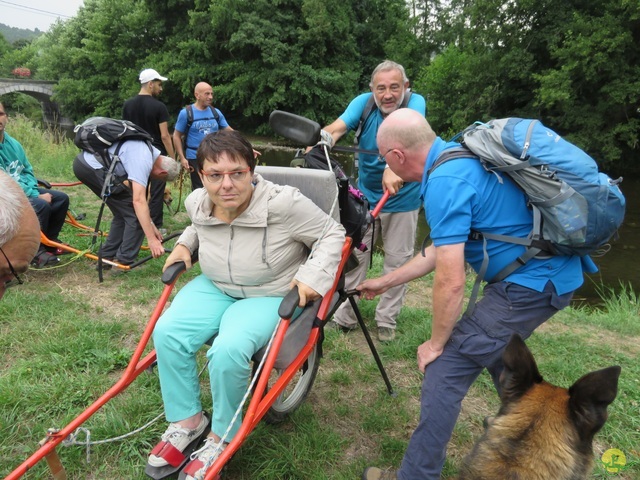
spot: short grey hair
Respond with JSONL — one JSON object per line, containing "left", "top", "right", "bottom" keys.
{"left": 158, "top": 155, "right": 181, "bottom": 181}
{"left": 0, "top": 171, "right": 27, "bottom": 247}
{"left": 370, "top": 60, "right": 409, "bottom": 87}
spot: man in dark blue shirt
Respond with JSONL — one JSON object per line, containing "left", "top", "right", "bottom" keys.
{"left": 359, "top": 109, "right": 593, "bottom": 480}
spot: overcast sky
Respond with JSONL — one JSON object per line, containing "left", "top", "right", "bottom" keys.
{"left": 1, "top": 0, "right": 84, "bottom": 32}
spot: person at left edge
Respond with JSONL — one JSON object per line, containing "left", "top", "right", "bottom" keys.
{"left": 122, "top": 68, "right": 176, "bottom": 232}
{"left": 0, "top": 101, "right": 69, "bottom": 268}
{"left": 0, "top": 169, "right": 40, "bottom": 300}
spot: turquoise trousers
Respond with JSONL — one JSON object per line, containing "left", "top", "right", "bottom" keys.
{"left": 153, "top": 274, "right": 283, "bottom": 440}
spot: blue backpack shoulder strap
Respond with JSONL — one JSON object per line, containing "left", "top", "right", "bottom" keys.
{"left": 209, "top": 105, "right": 219, "bottom": 121}
{"left": 428, "top": 146, "right": 478, "bottom": 176}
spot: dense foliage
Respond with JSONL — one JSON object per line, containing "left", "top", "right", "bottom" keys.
{"left": 411, "top": 0, "right": 640, "bottom": 172}
{"left": 1, "top": 0, "right": 638, "bottom": 171}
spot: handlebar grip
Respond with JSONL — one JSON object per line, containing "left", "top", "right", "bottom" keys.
{"left": 371, "top": 190, "right": 390, "bottom": 219}
{"left": 278, "top": 286, "right": 300, "bottom": 319}
{"left": 37, "top": 178, "right": 52, "bottom": 189}
{"left": 161, "top": 261, "right": 187, "bottom": 285}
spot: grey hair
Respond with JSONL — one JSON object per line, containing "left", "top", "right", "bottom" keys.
{"left": 0, "top": 171, "right": 27, "bottom": 247}
{"left": 158, "top": 155, "right": 181, "bottom": 181}
{"left": 369, "top": 60, "right": 409, "bottom": 87}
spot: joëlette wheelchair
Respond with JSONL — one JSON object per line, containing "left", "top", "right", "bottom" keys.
{"left": 7, "top": 112, "right": 394, "bottom": 480}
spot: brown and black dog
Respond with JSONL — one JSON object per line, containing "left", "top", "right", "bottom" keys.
{"left": 458, "top": 334, "right": 621, "bottom": 480}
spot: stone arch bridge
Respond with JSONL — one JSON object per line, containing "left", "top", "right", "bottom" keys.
{"left": 0, "top": 78, "right": 74, "bottom": 130}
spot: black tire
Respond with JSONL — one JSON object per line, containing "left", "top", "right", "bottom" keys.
{"left": 263, "top": 342, "right": 321, "bottom": 424}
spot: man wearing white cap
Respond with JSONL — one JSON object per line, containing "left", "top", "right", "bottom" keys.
{"left": 123, "top": 68, "right": 175, "bottom": 232}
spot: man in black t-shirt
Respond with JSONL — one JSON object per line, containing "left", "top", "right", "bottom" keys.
{"left": 122, "top": 68, "right": 176, "bottom": 231}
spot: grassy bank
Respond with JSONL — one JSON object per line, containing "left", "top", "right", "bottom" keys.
{"left": 1, "top": 116, "right": 638, "bottom": 479}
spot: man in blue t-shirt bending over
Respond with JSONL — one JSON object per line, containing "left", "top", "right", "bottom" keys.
{"left": 358, "top": 109, "right": 597, "bottom": 480}
{"left": 322, "top": 60, "right": 427, "bottom": 342}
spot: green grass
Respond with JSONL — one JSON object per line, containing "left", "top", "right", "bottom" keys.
{"left": 1, "top": 115, "right": 638, "bottom": 479}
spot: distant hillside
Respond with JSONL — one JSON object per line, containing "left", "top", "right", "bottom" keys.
{"left": 0, "top": 23, "right": 42, "bottom": 44}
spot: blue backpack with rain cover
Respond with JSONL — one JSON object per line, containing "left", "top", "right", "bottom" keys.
{"left": 430, "top": 118, "right": 626, "bottom": 287}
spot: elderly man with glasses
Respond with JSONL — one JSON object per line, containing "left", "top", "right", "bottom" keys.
{"left": 0, "top": 170, "right": 40, "bottom": 300}
{"left": 319, "top": 60, "right": 427, "bottom": 342}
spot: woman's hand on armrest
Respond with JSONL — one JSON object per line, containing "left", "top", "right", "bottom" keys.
{"left": 163, "top": 244, "right": 193, "bottom": 272}
{"left": 290, "top": 280, "right": 320, "bottom": 308}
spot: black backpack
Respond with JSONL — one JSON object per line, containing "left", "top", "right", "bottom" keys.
{"left": 74, "top": 117, "right": 154, "bottom": 169}
{"left": 73, "top": 116, "right": 155, "bottom": 197}
{"left": 292, "top": 145, "right": 370, "bottom": 249}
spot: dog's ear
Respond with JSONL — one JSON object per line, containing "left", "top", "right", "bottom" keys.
{"left": 500, "top": 334, "right": 543, "bottom": 404}
{"left": 568, "top": 365, "right": 621, "bottom": 440}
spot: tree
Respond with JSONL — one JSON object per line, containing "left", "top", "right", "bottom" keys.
{"left": 37, "top": 0, "right": 174, "bottom": 120}
{"left": 534, "top": 1, "right": 640, "bottom": 171}
{"left": 0, "top": 33, "right": 11, "bottom": 61}
{"left": 31, "top": 0, "right": 419, "bottom": 133}
{"left": 0, "top": 39, "right": 38, "bottom": 79}
{"left": 28, "top": 0, "right": 640, "bottom": 174}
{"left": 415, "top": 0, "right": 640, "bottom": 172}
{"left": 157, "top": 0, "right": 416, "bottom": 131}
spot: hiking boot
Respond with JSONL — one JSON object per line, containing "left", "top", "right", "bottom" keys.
{"left": 378, "top": 327, "right": 395, "bottom": 342}
{"left": 362, "top": 467, "right": 398, "bottom": 480}
{"left": 181, "top": 436, "right": 226, "bottom": 480}
{"left": 148, "top": 414, "right": 209, "bottom": 468}
{"left": 30, "top": 251, "right": 60, "bottom": 269}
{"left": 325, "top": 320, "right": 356, "bottom": 334}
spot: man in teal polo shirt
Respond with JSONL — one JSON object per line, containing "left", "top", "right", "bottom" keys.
{"left": 322, "top": 60, "right": 427, "bottom": 342}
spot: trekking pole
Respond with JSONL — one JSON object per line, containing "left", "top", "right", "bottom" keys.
{"left": 346, "top": 290, "right": 395, "bottom": 396}
{"left": 351, "top": 189, "right": 396, "bottom": 396}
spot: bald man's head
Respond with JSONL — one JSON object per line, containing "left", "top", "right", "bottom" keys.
{"left": 377, "top": 109, "right": 436, "bottom": 152}
{"left": 194, "top": 82, "right": 213, "bottom": 108}
{"left": 376, "top": 109, "right": 436, "bottom": 183}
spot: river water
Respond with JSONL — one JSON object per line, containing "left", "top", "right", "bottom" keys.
{"left": 255, "top": 143, "right": 639, "bottom": 306}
